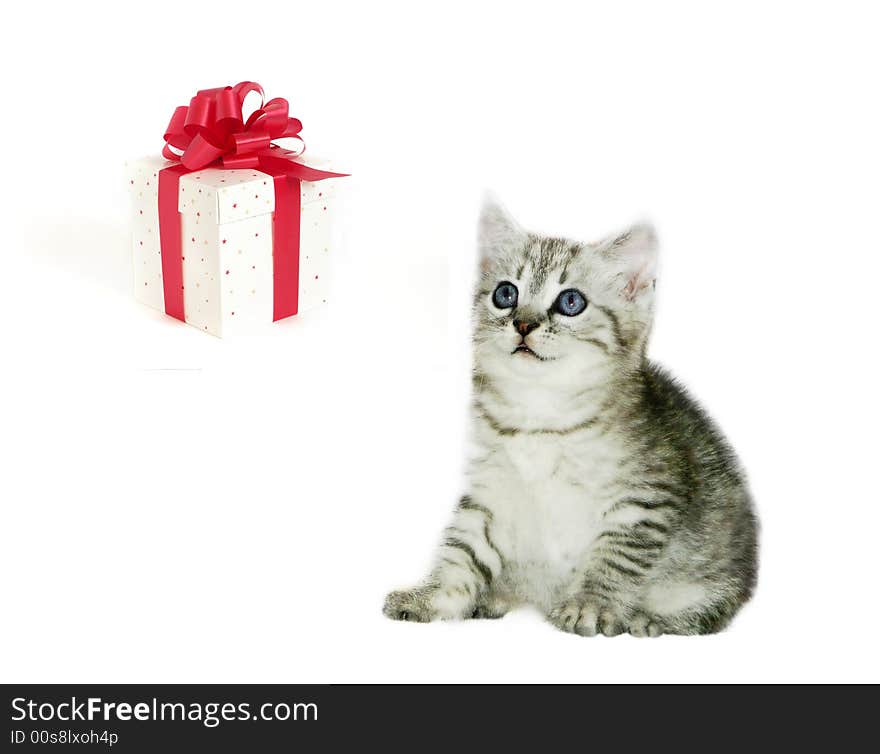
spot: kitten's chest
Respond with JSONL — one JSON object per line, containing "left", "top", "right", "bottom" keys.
{"left": 473, "top": 432, "right": 622, "bottom": 600}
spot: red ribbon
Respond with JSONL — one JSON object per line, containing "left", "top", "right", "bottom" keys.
{"left": 157, "top": 81, "right": 346, "bottom": 322}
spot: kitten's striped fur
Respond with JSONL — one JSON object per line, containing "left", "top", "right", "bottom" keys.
{"left": 384, "top": 201, "right": 758, "bottom": 636}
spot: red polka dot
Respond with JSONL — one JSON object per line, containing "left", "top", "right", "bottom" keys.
{"left": 233, "top": 203, "right": 237, "bottom": 208}
{"left": 222, "top": 239, "right": 227, "bottom": 244}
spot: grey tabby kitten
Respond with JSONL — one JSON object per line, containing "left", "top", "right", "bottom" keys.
{"left": 384, "top": 201, "right": 758, "bottom": 636}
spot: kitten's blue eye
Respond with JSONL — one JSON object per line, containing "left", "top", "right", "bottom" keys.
{"left": 492, "top": 282, "right": 518, "bottom": 309}
{"left": 555, "top": 289, "right": 587, "bottom": 316}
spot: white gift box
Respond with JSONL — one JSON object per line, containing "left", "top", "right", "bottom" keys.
{"left": 125, "top": 155, "right": 341, "bottom": 337}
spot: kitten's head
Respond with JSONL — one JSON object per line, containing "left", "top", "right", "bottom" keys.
{"left": 474, "top": 198, "right": 658, "bottom": 384}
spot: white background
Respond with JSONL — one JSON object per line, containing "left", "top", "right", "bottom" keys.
{"left": 1, "top": 0, "right": 878, "bottom": 683}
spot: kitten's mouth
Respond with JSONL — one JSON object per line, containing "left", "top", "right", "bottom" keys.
{"left": 511, "top": 343, "right": 554, "bottom": 361}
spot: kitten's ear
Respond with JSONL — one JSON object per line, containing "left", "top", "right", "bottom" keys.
{"left": 596, "top": 223, "right": 658, "bottom": 302}
{"left": 478, "top": 195, "right": 525, "bottom": 271}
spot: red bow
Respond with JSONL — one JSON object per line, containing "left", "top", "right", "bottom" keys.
{"left": 161, "top": 81, "right": 343, "bottom": 181}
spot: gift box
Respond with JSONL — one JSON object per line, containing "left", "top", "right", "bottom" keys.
{"left": 125, "top": 81, "right": 346, "bottom": 337}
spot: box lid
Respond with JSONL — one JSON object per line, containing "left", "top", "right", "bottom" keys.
{"left": 126, "top": 155, "right": 341, "bottom": 225}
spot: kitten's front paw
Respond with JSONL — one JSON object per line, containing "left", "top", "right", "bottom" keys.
{"left": 383, "top": 588, "right": 435, "bottom": 623}
{"left": 627, "top": 611, "right": 665, "bottom": 638}
{"left": 548, "top": 597, "right": 625, "bottom": 637}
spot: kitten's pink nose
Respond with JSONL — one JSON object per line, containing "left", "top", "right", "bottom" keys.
{"left": 514, "top": 320, "right": 540, "bottom": 337}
